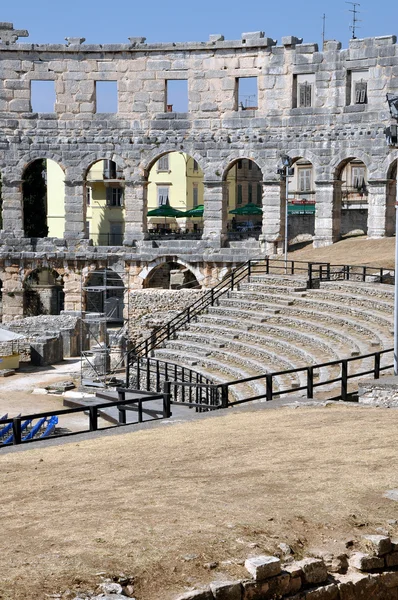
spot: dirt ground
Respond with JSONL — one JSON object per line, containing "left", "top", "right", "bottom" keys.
{"left": 288, "top": 235, "right": 396, "bottom": 269}
{"left": 1, "top": 404, "right": 398, "bottom": 600}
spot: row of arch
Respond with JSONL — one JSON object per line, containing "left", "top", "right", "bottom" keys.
{"left": 0, "top": 263, "right": 201, "bottom": 321}
{"left": 1, "top": 152, "right": 397, "bottom": 242}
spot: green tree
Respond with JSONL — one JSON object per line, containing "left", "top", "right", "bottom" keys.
{"left": 23, "top": 159, "right": 48, "bottom": 237}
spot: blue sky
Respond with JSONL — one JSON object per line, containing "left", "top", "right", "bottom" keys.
{"left": 4, "top": 0, "right": 397, "bottom": 48}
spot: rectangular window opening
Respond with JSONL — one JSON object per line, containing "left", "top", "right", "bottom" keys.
{"left": 106, "top": 187, "right": 124, "bottom": 206}
{"left": 95, "top": 81, "right": 118, "bottom": 114}
{"left": 257, "top": 183, "right": 262, "bottom": 205}
{"left": 193, "top": 184, "right": 199, "bottom": 207}
{"left": 157, "top": 155, "right": 170, "bottom": 172}
{"left": 298, "top": 168, "right": 312, "bottom": 192}
{"left": 355, "top": 80, "right": 367, "bottom": 105}
{"left": 166, "top": 80, "right": 188, "bottom": 113}
{"left": 237, "top": 77, "right": 258, "bottom": 110}
{"left": 299, "top": 82, "right": 312, "bottom": 108}
{"left": 237, "top": 184, "right": 243, "bottom": 205}
{"left": 157, "top": 186, "right": 170, "bottom": 206}
{"left": 30, "top": 80, "right": 56, "bottom": 113}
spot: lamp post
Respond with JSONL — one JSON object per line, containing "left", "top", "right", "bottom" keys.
{"left": 277, "top": 154, "right": 293, "bottom": 270}
{"left": 385, "top": 94, "right": 398, "bottom": 374}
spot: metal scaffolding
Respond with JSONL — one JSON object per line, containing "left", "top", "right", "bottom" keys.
{"left": 80, "top": 265, "right": 129, "bottom": 389}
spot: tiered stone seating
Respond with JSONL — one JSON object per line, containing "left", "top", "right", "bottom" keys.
{"left": 154, "top": 272, "right": 394, "bottom": 402}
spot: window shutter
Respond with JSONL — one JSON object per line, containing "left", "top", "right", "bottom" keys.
{"left": 355, "top": 80, "right": 367, "bottom": 104}
{"left": 299, "top": 83, "right": 312, "bottom": 108}
{"left": 299, "top": 85, "right": 306, "bottom": 107}
{"left": 106, "top": 187, "right": 112, "bottom": 205}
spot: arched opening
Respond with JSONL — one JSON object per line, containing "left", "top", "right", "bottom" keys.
{"left": 146, "top": 152, "right": 204, "bottom": 238}
{"left": 287, "top": 157, "right": 315, "bottom": 246}
{"left": 23, "top": 268, "right": 64, "bottom": 317}
{"left": 223, "top": 159, "right": 263, "bottom": 239}
{"left": 22, "top": 159, "right": 65, "bottom": 238}
{"left": 387, "top": 160, "right": 397, "bottom": 236}
{"left": 144, "top": 262, "right": 200, "bottom": 289}
{"left": 335, "top": 158, "right": 368, "bottom": 237}
{"left": 85, "top": 268, "right": 124, "bottom": 322}
{"left": 85, "top": 160, "right": 125, "bottom": 246}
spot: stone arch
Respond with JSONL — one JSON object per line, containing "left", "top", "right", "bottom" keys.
{"left": 220, "top": 154, "right": 266, "bottom": 181}
{"left": 139, "top": 257, "right": 204, "bottom": 289}
{"left": 386, "top": 157, "right": 398, "bottom": 236}
{"left": 142, "top": 261, "right": 200, "bottom": 289}
{"left": 84, "top": 267, "right": 124, "bottom": 322}
{"left": 141, "top": 147, "right": 207, "bottom": 178}
{"left": 286, "top": 155, "right": 316, "bottom": 245}
{"left": 79, "top": 153, "right": 129, "bottom": 182}
{"left": 145, "top": 151, "right": 205, "bottom": 237}
{"left": 222, "top": 157, "right": 264, "bottom": 237}
{"left": 333, "top": 156, "right": 369, "bottom": 238}
{"left": 23, "top": 267, "right": 64, "bottom": 316}
{"left": 16, "top": 152, "right": 65, "bottom": 181}
{"left": 331, "top": 152, "right": 372, "bottom": 179}
{"left": 22, "top": 158, "right": 65, "bottom": 239}
{"left": 84, "top": 157, "right": 126, "bottom": 246}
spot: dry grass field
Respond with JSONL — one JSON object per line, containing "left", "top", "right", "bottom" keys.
{"left": 289, "top": 235, "right": 396, "bottom": 269}
{"left": 1, "top": 404, "right": 398, "bottom": 600}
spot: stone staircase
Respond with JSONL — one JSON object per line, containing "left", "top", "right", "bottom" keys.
{"left": 152, "top": 272, "right": 394, "bottom": 403}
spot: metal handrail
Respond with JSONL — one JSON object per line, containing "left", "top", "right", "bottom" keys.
{"left": 127, "top": 257, "right": 394, "bottom": 382}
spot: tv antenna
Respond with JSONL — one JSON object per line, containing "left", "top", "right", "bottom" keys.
{"left": 346, "top": 2, "right": 361, "bottom": 39}
{"left": 322, "top": 13, "right": 326, "bottom": 48}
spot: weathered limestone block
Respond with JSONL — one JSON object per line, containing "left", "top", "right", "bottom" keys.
{"left": 349, "top": 552, "right": 385, "bottom": 571}
{"left": 209, "top": 580, "right": 242, "bottom": 599}
{"left": 245, "top": 555, "right": 281, "bottom": 581}
{"left": 295, "top": 558, "right": 328, "bottom": 585}
{"left": 363, "top": 534, "right": 392, "bottom": 556}
{"left": 305, "top": 583, "right": 339, "bottom": 599}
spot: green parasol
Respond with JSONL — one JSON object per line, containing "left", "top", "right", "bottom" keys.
{"left": 229, "top": 202, "right": 263, "bottom": 215}
{"left": 147, "top": 204, "right": 186, "bottom": 217}
{"left": 183, "top": 204, "right": 204, "bottom": 217}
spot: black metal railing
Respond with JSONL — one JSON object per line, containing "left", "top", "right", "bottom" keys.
{"left": 126, "top": 257, "right": 394, "bottom": 384}
{"left": 165, "top": 348, "right": 393, "bottom": 408}
{"left": 0, "top": 388, "right": 171, "bottom": 448}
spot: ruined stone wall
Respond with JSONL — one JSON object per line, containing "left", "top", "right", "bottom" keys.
{"left": 0, "top": 25, "right": 397, "bottom": 252}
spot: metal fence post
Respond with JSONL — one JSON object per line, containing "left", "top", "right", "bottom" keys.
{"left": 12, "top": 417, "right": 22, "bottom": 445}
{"left": 163, "top": 381, "right": 172, "bottom": 418}
{"left": 266, "top": 374, "right": 273, "bottom": 401}
{"left": 307, "top": 366, "right": 314, "bottom": 399}
{"left": 374, "top": 352, "right": 381, "bottom": 379}
{"left": 341, "top": 360, "right": 348, "bottom": 401}
{"left": 308, "top": 263, "right": 313, "bottom": 289}
{"left": 220, "top": 384, "right": 229, "bottom": 408}
{"left": 89, "top": 406, "right": 98, "bottom": 431}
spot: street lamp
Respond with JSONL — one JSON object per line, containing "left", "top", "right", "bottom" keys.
{"left": 277, "top": 154, "right": 294, "bottom": 269}
{"left": 385, "top": 94, "right": 398, "bottom": 374}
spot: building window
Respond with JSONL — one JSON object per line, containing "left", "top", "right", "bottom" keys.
{"left": 30, "top": 80, "right": 56, "bottom": 113}
{"left": 157, "top": 186, "right": 170, "bottom": 206}
{"left": 236, "top": 77, "right": 258, "bottom": 110}
{"left": 248, "top": 183, "right": 253, "bottom": 203}
{"left": 193, "top": 159, "right": 199, "bottom": 172}
{"left": 166, "top": 79, "right": 188, "bottom": 113}
{"left": 237, "top": 184, "right": 243, "bottom": 205}
{"left": 193, "top": 184, "right": 199, "bottom": 207}
{"left": 355, "top": 80, "right": 367, "bottom": 105}
{"left": 257, "top": 183, "right": 262, "bottom": 205}
{"left": 248, "top": 161, "right": 253, "bottom": 171}
{"left": 95, "top": 81, "right": 118, "bottom": 114}
{"left": 238, "top": 160, "right": 242, "bottom": 170}
{"left": 351, "top": 166, "right": 366, "bottom": 189}
{"left": 106, "top": 187, "right": 124, "bottom": 207}
{"left": 299, "top": 82, "right": 312, "bottom": 108}
{"left": 157, "top": 155, "right": 169, "bottom": 172}
{"left": 298, "top": 168, "right": 312, "bottom": 192}
{"left": 103, "top": 160, "right": 117, "bottom": 179}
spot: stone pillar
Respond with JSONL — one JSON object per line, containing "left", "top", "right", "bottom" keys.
{"left": 123, "top": 180, "right": 148, "bottom": 245}
{"left": 64, "top": 179, "right": 85, "bottom": 241}
{"left": 1, "top": 264, "right": 23, "bottom": 322}
{"left": 63, "top": 269, "right": 82, "bottom": 313}
{"left": 259, "top": 181, "right": 284, "bottom": 255}
{"left": 367, "top": 180, "right": 394, "bottom": 238}
{"left": 0, "top": 174, "right": 24, "bottom": 237}
{"left": 313, "top": 181, "right": 339, "bottom": 248}
{"left": 202, "top": 181, "right": 226, "bottom": 246}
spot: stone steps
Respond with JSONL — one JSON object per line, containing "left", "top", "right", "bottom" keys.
{"left": 320, "top": 280, "right": 395, "bottom": 301}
